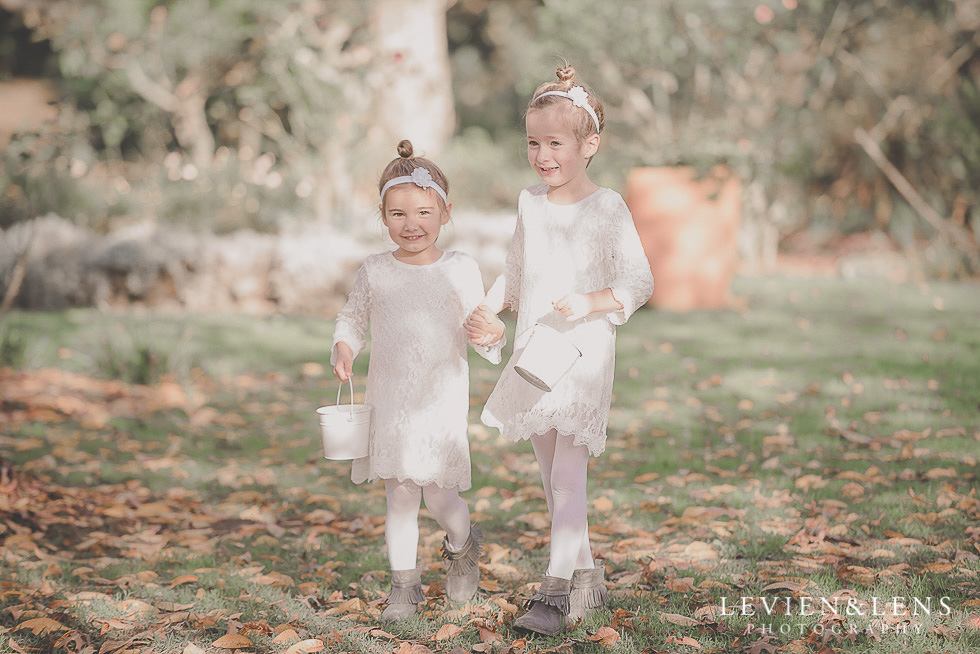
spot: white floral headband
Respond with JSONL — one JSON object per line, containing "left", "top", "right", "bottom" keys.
{"left": 533, "top": 85, "right": 601, "bottom": 134}
{"left": 380, "top": 167, "right": 448, "bottom": 203}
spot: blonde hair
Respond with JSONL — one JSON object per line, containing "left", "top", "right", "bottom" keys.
{"left": 378, "top": 140, "right": 450, "bottom": 212}
{"left": 526, "top": 64, "right": 605, "bottom": 142}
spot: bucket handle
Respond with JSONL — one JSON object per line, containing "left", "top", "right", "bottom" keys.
{"left": 336, "top": 378, "right": 355, "bottom": 422}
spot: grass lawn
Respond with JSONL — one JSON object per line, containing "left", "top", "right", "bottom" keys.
{"left": 0, "top": 273, "right": 978, "bottom": 654}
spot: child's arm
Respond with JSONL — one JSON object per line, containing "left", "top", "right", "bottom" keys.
{"left": 330, "top": 264, "right": 371, "bottom": 377}
{"left": 333, "top": 341, "right": 355, "bottom": 382}
{"left": 562, "top": 197, "right": 653, "bottom": 324}
{"left": 604, "top": 201, "right": 655, "bottom": 325}
{"left": 465, "top": 274, "right": 506, "bottom": 345}
{"left": 554, "top": 197, "right": 654, "bottom": 323}
{"left": 480, "top": 274, "right": 508, "bottom": 315}
{"left": 465, "top": 203, "right": 526, "bottom": 338}
{"left": 465, "top": 305, "right": 506, "bottom": 347}
{"left": 553, "top": 289, "right": 622, "bottom": 322}
{"left": 459, "top": 257, "right": 506, "bottom": 362}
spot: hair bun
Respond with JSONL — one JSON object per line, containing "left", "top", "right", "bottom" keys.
{"left": 556, "top": 65, "right": 576, "bottom": 84}
{"left": 396, "top": 139, "right": 414, "bottom": 159}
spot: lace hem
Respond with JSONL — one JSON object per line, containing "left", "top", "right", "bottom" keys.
{"left": 482, "top": 405, "right": 608, "bottom": 457}
{"left": 351, "top": 465, "right": 471, "bottom": 492}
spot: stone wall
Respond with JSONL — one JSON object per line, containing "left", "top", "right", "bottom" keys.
{"left": 0, "top": 212, "right": 515, "bottom": 316}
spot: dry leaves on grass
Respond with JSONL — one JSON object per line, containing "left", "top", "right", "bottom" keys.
{"left": 3, "top": 364, "right": 979, "bottom": 653}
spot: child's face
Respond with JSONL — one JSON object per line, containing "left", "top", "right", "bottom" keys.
{"left": 526, "top": 104, "right": 599, "bottom": 195}
{"left": 381, "top": 185, "right": 451, "bottom": 264}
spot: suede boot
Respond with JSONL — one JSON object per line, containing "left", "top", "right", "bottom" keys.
{"left": 565, "top": 559, "right": 609, "bottom": 624}
{"left": 513, "top": 575, "right": 571, "bottom": 636}
{"left": 380, "top": 568, "right": 424, "bottom": 622}
{"left": 442, "top": 526, "right": 482, "bottom": 603}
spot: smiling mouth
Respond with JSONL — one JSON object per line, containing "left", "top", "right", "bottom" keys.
{"left": 402, "top": 234, "right": 425, "bottom": 241}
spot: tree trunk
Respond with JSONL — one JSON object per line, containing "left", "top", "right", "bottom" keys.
{"left": 0, "top": 249, "right": 28, "bottom": 320}
{"left": 369, "top": 0, "right": 454, "bottom": 155}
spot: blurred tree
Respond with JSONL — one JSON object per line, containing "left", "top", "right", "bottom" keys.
{"left": 370, "top": 0, "right": 455, "bottom": 154}
{"left": 0, "top": 0, "right": 455, "bottom": 229}
{"left": 454, "top": 0, "right": 977, "bottom": 273}
{"left": 1, "top": 0, "right": 976, "bottom": 275}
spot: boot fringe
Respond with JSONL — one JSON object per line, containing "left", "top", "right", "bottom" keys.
{"left": 524, "top": 576, "right": 571, "bottom": 616}
{"left": 572, "top": 583, "right": 609, "bottom": 610}
{"left": 387, "top": 582, "right": 425, "bottom": 606}
{"left": 442, "top": 527, "right": 482, "bottom": 576}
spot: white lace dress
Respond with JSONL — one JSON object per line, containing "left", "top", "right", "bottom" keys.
{"left": 330, "top": 251, "right": 502, "bottom": 491}
{"left": 481, "top": 183, "right": 654, "bottom": 456}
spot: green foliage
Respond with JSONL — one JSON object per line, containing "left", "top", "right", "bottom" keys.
{"left": 0, "top": 106, "right": 115, "bottom": 230}
{"left": 0, "top": 324, "right": 26, "bottom": 367}
{"left": 94, "top": 320, "right": 196, "bottom": 385}
{"left": 449, "top": 0, "right": 978, "bottom": 267}
{"left": 4, "top": 0, "right": 372, "bottom": 231}
{"left": 3, "top": 0, "right": 976, "bottom": 270}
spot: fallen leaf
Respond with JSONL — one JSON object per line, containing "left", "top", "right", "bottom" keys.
{"left": 16, "top": 617, "right": 67, "bottom": 635}
{"left": 393, "top": 643, "right": 433, "bottom": 654}
{"left": 212, "top": 633, "right": 253, "bottom": 649}
{"left": 284, "top": 639, "right": 325, "bottom": 654}
{"left": 922, "top": 561, "right": 954, "bottom": 573}
{"left": 795, "top": 474, "right": 827, "bottom": 490}
{"left": 478, "top": 627, "right": 503, "bottom": 643}
{"left": 434, "top": 624, "right": 464, "bottom": 641}
{"left": 667, "top": 577, "right": 696, "bottom": 592}
{"left": 746, "top": 637, "right": 778, "bottom": 653}
{"left": 659, "top": 612, "right": 701, "bottom": 627}
{"left": 682, "top": 541, "right": 718, "bottom": 561}
{"left": 761, "top": 581, "right": 806, "bottom": 593}
{"left": 587, "top": 626, "right": 620, "bottom": 647}
{"left": 665, "top": 634, "right": 701, "bottom": 648}
{"left": 169, "top": 574, "right": 199, "bottom": 588}
{"left": 593, "top": 496, "right": 615, "bottom": 512}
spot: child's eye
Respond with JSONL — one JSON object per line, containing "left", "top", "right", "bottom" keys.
{"left": 527, "top": 140, "right": 538, "bottom": 147}
{"left": 551, "top": 140, "right": 562, "bottom": 147}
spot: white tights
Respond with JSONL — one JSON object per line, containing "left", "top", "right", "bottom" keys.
{"left": 384, "top": 478, "right": 471, "bottom": 571}
{"left": 531, "top": 430, "right": 595, "bottom": 580}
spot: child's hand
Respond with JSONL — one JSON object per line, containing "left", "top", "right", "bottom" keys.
{"left": 553, "top": 293, "right": 593, "bottom": 321}
{"left": 333, "top": 342, "right": 354, "bottom": 382}
{"left": 465, "top": 305, "right": 505, "bottom": 346}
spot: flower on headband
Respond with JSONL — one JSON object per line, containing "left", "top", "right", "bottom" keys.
{"left": 411, "top": 167, "right": 434, "bottom": 189}
{"left": 566, "top": 86, "right": 590, "bottom": 108}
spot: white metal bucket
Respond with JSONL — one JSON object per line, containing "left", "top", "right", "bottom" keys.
{"left": 316, "top": 379, "right": 371, "bottom": 460}
{"left": 513, "top": 323, "right": 582, "bottom": 392}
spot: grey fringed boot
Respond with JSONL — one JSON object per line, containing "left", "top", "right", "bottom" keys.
{"left": 442, "top": 526, "right": 482, "bottom": 603}
{"left": 565, "top": 559, "right": 609, "bottom": 624}
{"left": 513, "top": 575, "right": 571, "bottom": 636}
{"left": 380, "top": 568, "right": 424, "bottom": 622}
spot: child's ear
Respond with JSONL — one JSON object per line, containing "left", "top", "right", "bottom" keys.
{"left": 583, "top": 134, "right": 600, "bottom": 158}
{"left": 441, "top": 202, "right": 452, "bottom": 225}
{"left": 379, "top": 204, "right": 387, "bottom": 225}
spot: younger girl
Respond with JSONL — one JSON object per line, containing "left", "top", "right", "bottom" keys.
{"left": 466, "top": 65, "right": 654, "bottom": 635}
{"left": 332, "top": 140, "right": 502, "bottom": 622}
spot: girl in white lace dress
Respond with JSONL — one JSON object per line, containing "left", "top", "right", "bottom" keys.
{"left": 332, "top": 141, "right": 502, "bottom": 622}
{"left": 466, "top": 66, "right": 654, "bottom": 635}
